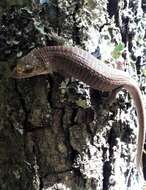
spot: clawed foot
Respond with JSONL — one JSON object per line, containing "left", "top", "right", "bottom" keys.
{"left": 105, "top": 86, "right": 123, "bottom": 106}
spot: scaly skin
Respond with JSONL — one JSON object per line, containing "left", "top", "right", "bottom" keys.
{"left": 12, "top": 46, "right": 145, "bottom": 171}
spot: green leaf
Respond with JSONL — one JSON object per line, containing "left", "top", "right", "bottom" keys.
{"left": 111, "top": 42, "right": 125, "bottom": 59}
{"left": 114, "top": 42, "right": 124, "bottom": 52}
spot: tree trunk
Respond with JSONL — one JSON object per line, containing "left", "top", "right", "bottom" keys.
{"left": 0, "top": 0, "right": 145, "bottom": 189}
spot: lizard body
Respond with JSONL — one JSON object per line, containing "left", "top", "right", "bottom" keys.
{"left": 12, "top": 46, "right": 145, "bottom": 171}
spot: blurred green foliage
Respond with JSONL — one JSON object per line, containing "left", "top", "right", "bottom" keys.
{"left": 111, "top": 42, "right": 125, "bottom": 59}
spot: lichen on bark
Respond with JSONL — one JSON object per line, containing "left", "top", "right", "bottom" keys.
{"left": 0, "top": 0, "right": 145, "bottom": 190}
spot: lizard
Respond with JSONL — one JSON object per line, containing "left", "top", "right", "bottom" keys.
{"left": 12, "top": 45, "right": 145, "bottom": 172}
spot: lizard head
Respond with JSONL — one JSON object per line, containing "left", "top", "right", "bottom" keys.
{"left": 12, "top": 49, "right": 50, "bottom": 79}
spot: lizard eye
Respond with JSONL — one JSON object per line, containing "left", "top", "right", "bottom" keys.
{"left": 24, "top": 64, "right": 34, "bottom": 72}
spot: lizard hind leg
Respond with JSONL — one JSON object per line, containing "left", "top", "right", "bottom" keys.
{"left": 106, "top": 86, "right": 123, "bottom": 106}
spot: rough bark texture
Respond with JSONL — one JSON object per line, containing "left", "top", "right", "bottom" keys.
{"left": 0, "top": 0, "right": 145, "bottom": 190}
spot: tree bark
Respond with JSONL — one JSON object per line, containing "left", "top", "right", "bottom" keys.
{"left": 0, "top": 0, "right": 145, "bottom": 190}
